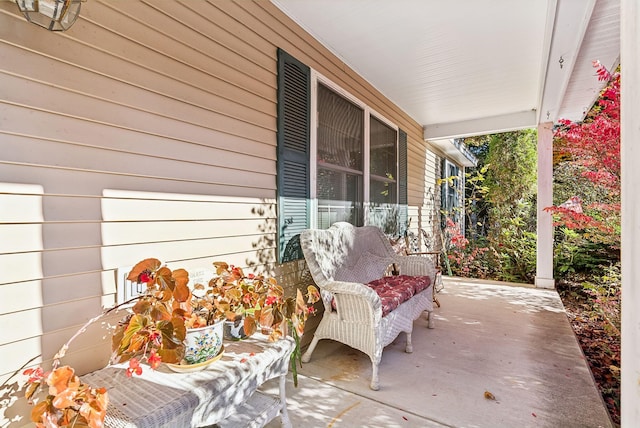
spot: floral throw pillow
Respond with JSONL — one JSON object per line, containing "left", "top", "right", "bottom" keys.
{"left": 334, "top": 252, "right": 390, "bottom": 284}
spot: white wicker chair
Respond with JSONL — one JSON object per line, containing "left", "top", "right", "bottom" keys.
{"left": 300, "top": 222, "right": 435, "bottom": 390}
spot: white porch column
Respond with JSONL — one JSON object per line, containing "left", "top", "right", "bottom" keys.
{"left": 535, "top": 122, "right": 555, "bottom": 289}
{"left": 621, "top": 0, "right": 640, "bottom": 425}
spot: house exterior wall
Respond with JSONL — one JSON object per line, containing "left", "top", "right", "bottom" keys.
{"left": 0, "top": 1, "right": 437, "bottom": 420}
{"left": 406, "top": 139, "right": 440, "bottom": 251}
{"left": 410, "top": 143, "right": 468, "bottom": 255}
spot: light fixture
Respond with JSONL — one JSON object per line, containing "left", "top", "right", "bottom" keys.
{"left": 15, "top": 0, "right": 84, "bottom": 31}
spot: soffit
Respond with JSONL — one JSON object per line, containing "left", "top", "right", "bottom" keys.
{"left": 271, "top": 0, "right": 620, "bottom": 142}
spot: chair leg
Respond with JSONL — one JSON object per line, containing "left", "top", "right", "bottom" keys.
{"left": 405, "top": 330, "right": 413, "bottom": 353}
{"left": 433, "top": 270, "right": 443, "bottom": 308}
{"left": 434, "top": 270, "right": 444, "bottom": 292}
{"left": 370, "top": 362, "right": 380, "bottom": 391}
{"left": 426, "top": 310, "right": 435, "bottom": 329}
{"left": 301, "top": 336, "right": 319, "bottom": 363}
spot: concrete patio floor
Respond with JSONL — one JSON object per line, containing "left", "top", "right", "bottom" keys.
{"left": 262, "top": 277, "right": 613, "bottom": 428}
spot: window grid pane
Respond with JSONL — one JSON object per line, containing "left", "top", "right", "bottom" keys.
{"left": 317, "top": 84, "right": 364, "bottom": 170}
{"left": 370, "top": 116, "right": 397, "bottom": 204}
{"left": 317, "top": 84, "right": 364, "bottom": 226}
{"left": 370, "top": 177, "right": 396, "bottom": 204}
{"left": 317, "top": 168, "right": 363, "bottom": 228}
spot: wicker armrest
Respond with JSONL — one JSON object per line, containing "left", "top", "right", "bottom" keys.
{"left": 406, "top": 251, "right": 440, "bottom": 256}
{"left": 391, "top": 255, "right": 435, "bottom": 278}
{"left": 322, "top": 280, "right": 382, "bottom": 323}
{"left": 323, "top": 280, "right": 378, "bottom": 299}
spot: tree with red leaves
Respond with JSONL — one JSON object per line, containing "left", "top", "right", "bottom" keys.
{"left": 547, "top": 60, "right": 620, "bottom": 248}
{"left": 548, "top": 62, "right": 621, "bottom": 425}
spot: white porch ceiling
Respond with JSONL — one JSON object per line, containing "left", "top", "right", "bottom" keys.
{"left": 271, "top": 0, "right": 620, "bottom": 143}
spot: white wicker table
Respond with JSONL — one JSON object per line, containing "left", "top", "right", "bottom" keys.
{"left": 81, "top": 334, "right": 294, "bottom": 428}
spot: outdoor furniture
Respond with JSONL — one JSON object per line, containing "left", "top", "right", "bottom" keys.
{"left": 299, "top": 222, "right": 435, "bottom": 390}
{"left": 405, "top": 249, "right": 444, "bottom": 307}
{"left": 81, "top": 334, "right": 294, "bottom": 428}
{"left": 391, "top": 227, "right": 445, "bottom": 307}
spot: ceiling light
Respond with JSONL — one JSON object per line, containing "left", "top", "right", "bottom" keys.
{"left": 15, "top": 0, "right": 84, "bottom": 31}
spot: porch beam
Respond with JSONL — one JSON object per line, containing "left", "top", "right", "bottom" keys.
{"left": 535, "top": 122, "right": 555, "bottom": 289}
{"left": 621, "top": 0, "right": 640, "bottom": 424}
{"left": 423, "top": 110, "right": 536, "bottom": 141}
{"left": 536, "top": 0, "right": 597, "bottom": 124}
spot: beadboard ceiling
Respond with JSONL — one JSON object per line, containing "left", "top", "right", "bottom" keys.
{"left": 271, "top": 0, "right": 620, "bottom": 141}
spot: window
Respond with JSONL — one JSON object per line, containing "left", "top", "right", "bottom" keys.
{"left": 277, "top": 49, "right": 406, "bottom": 262}
{"left": 316, "top": 83, "right": 365, "bottom": 228}
{"left": 368, "top": 115, "right": 399, "bottom": 234}
{"left": 314, "top": 83, "right": 399, "bottom": 231}
{"left": 441, "top": 159, "right": 461, "bottom": 226}
{"left": 369, "top": 116, "right": 398, "bottom": 205}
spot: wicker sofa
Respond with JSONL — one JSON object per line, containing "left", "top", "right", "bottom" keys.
{"left": 300, "top": 222, "right": 435, "bottom": 390}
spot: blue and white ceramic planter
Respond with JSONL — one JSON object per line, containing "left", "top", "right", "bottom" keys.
{"left": 183, "top": 320, "right": 224, "bottom": 365}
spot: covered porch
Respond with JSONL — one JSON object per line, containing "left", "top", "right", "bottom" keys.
{"left": 271, "top": 0, "right": 635, "bottom": 425}
{"left": 0, "top": 1, "right": 635, "bottom": 426}
{"left": 264, "top": 277, "right": 612, "bottom": 427}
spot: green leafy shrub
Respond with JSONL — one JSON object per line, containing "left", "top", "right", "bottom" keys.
{"left": 582, "top": 262, "right": 621, "bottom": 335}
{"left": 554, "top": 227, "right": 618, "bottom": 278}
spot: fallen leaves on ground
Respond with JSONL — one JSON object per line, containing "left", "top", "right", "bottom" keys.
{"left": 559, "top": 281, "right": 620, "bottom": 426}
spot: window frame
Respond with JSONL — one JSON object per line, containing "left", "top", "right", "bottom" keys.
{"left": 310, "top": 70, "right": 399, "bottom": 229}
{"left": 369, "top": 115, "right": 399, "bottom": 205}
{"left": 441, "top": 158, "right": 462, "bottom": 225}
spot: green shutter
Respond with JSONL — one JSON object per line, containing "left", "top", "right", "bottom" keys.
{"left": 277, "top": 49, "right": 311, "bottom": 263}
{"left": 440, "top": 157, "right": 447, "bottom": 207}
{"left": 398, "top": 129, "right": 408, "bottom": 235}
{"left": 440, "top": 157, "right": 447, "bottom": 229}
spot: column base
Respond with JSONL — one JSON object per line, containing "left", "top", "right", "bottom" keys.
{"left": 535, "top": 276, "right": 555, "bottom": 289}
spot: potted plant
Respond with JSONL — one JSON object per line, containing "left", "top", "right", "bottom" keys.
{"left": 209, "top": 262, "right": 320, "bottom": 384}
{"left": 110, "top": 258, "right": 189, "bottom": 368}
{"left": 23, "top": 258, "right": 224, "bottom": 427}
{"left": 22, "top": 258, "right": 318, "bottom": 427}
{"left": 208, "top": 261, "right": 266, "bottom": 339}
{"left": 111, "top": 258, "right": 225, "bottom": 369}
{"left": 23, "top": 320, "right": 110, "bottom": 428}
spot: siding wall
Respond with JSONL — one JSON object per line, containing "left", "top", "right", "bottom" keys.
{"left": 407, "top": 140, "right": 440, "bottom": 252}
{"left": 0, "top": 1, "right": 437, "bottom": 423}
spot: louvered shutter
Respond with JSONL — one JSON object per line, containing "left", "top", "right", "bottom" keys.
{"left": 440, "top": 157, "right": 447, "bottom": 229}
{"left": 398, "top": 129, "right": 408, "bottom": 235}
{"left": 277, "top": 49, "right": 311, "bottom": 262}
{"left": 440, "top": 157, "right": 447, "bottom": 203}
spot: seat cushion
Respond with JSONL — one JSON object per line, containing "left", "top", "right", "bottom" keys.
{"left": 366, "top": 275, "right": 431, "bottom": 317}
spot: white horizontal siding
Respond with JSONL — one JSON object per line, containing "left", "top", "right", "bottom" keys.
{"left": 1, "top": 131, "right": 274, "bottom": 188}
{"left": 0, "top": 165, "right": 275, "bottom": 201}
{"left": 0, "top": 253, "right": 44, "bottom": 285}
{"left": 0, "top": 281, "right": 43, "bottom": 313}
{"left": 101, "top": 198, "right": 275, "bottom": 221}
{"left": 0, "top": 337, "right": 44, "bottom": 382}
{"left": 0, "top": 0, "right": 282, "bottom": 390}
{"left": 405, "top": 137, "right": 439, "bottom": 251}
{"left": 0, "top": 3, "right": 435, "bottom": 418}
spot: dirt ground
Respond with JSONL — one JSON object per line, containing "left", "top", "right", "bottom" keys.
{"left": 558, "top": 281, "right": 620, "bottom": 426}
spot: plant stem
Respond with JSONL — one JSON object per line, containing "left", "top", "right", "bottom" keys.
{"left": 289, "top": 322, "right": 301, "bottom": 387}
